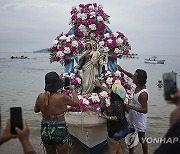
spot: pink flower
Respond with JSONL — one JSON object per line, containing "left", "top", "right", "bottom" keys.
{"left": 54, "top": 57, "right": 60, "bottom": 62}
{"left": 51, "top": 46, "right": 57, "bottom": 52}
{"left": 123, "top": 49, "right": 129, "bottom": 55}
{"left": 63, "top": 90, "right": 70, "bottom": 96}
{"left": 112, "top": 76, "right": 117, "bottom": 82}
{"left": 71, "top": 79, "right": 78, "bottom": 85}
{"left": 64, "top": 42, "right": 71, "bottom": 47}
{"left": 88, "top": 98, "right": 93, "bottom": 104}
{"left": 92, "top": 104, "right": 100, "bottom": 112}
{"left": 97, "top": 23, "right": 105, "bottom": 31}
{"left": 79, "top": 32, "right": 84, "bottom": 38}
{"left": 120, "top": 72, "right": 124, "bottom": 77}
{"left": 77, "top": 18, "right": 83, "bottom": 25}
{"left": 71, "top": 8, "right": 77, "bottom": 15}
{"left": 69, "top": 106, "right": 77, "bottom": 112}
{"left": 59, "top": 74, "right": 63, "bottom": 80}
{"left": 111, "top": 41, "right": 118, "bottom": 48}
{"left": 70, "top": 46, "right": 76, "bottom": 53}
{"left": 111, "top": 53, "right": 117, "bottom": 60}
{"left": 63, "top": 55, "right": 69, "bottom": 61}
{"left": 93, "top": 3, "right": 97, "bottom": 7}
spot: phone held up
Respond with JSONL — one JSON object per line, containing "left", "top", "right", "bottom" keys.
{"left": 64, "top": 77, "right": 70, "bottom": 90}
{"left": 10, "top": 107, "right": 23, "bottom": 134}
{"left": 163, "top": 72, "right": 177, "bottom": 101}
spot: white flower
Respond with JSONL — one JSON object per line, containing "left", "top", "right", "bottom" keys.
{"left": 99, "top": 41, "right": 104, "bottom": 46}
{"left": 78, "top": 95, "right": 83, "bottom": 100}
{"left": 115, "top": 79, "right": 121, "bottom": 84}
{"left": 103, "top": 47, "right": 110, "bottom": 53}
{"left": 90, "top": 33, "right": 95, "bottom": 37}
{"left": 90, "top": 12, "right": 96, "bottom": 17}
{"left": 81, "top": 13, "right": 87, "bottom": 20}
{"left": 89, "top": 24, "right": 96, "bottom": 30}
{"left": 79, "top": 24, "right": 86, "bottom": 32}
{"left": 71, "top": 40, "right": 78, "bottom": 48}
{"left": 105, "top": 97, "right": 111, "bottom": 107}
{"left": 56, "top": 51, "right": 64, "bottom": 58}
{"left": 114, "top": 71, "right": 121, "bottom": 77}
{"left": 83, "top": 30, "right": 89, "bottom": 36}
{"left": 76, "top": 77, "right": 81, "bottom": 84}
{"left": 116, "top": 38, "right": 123, "bottom": 44}
{"left": 113, "top": 32, "right": 119, "bottom": 37}
{"left": 97, "top": 16, "right": 103, "bottom": 21}
{"left": 63, "top": 73, "right": 69, "bottom": 77}
{"left": 114, "top": 48, "right": 121, "bottom": 54}
{"left": 83, "top": 98, "right": 89, "bottom": 105}
{"left": 53, "top": 40, "right": 58, "bottom": 46}
{"left": 63, "top": 47, "right": 71, "bottom": 54}
{"left": 104, "top": 33, "right": 110, "bottom": 38}
{"left": 99, "top": 91, "right": 108, "bottom": 98}
{"left": 91, "top": 95, "right": 100, "bottom": 102}
{"left": 60, "top": 35, "right": 66, "bottom": 40}
{"left": 107, "top": 39, "right": 113, "bottom": 43}
{"left": 106, "top": 77, "right": 113, "bottom": 85}
{"left": 102, "top": 83, "right": 107, "bottom": 87}
{"left": 66, "top": 37, "right": 71, "bottom": 42}
{"left": 77, "top": 13, "right": 81, "bottom": 18}
{"left": 69, "top": 73, "right": 75, "bottom": 78}
{"left": 89, "top": 5, "right": 94, "bottom": 10}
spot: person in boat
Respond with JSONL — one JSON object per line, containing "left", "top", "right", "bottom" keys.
{"left": 117, "top": 65, "right": 148, "bottom": 154}
{"left": 154, "top": 89, "right": 180, "bottom": 154}
{"left": 157, "top": 80, "right": 163, "bottom": 88}
{"left": 34, "top": 72, "right": 80, "bottom": 154}
{"left": 94, "top": 80, "right": 129, "bottom": 154}
{"left": 0, "top": 119, "right": 36, "bottom": 154}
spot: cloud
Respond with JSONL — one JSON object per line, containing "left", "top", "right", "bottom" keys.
{"left": 0, "top": 0, "right": 180, "bottom": 55}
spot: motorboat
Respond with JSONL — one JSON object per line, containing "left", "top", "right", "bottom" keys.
{"left": 65, "top": 112, "right": 107, "bottom": 153}
{"left": 144, "top": 56, "right": 165, "bottom": 64}
{"left": 11, "top": 56, "right": 29, "bottom": 59}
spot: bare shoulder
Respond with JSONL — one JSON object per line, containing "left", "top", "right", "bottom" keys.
{"left": 36, "top": 93, "right": 44, "bottom": 100}
{"left": 139, "top": 91, "right": 148, "bottom": 101}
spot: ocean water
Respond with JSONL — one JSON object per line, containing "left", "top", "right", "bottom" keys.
{"left": 0, "top": 52, "right": 180, "bottom": 154}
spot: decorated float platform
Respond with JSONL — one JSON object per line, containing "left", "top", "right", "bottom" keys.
{"left": 49, "top": 3, "right": 133, "bottom": 153}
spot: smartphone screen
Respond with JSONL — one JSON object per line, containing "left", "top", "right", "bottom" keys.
{"left": 64, "top": 77, "right": 70, "bottom": 89}
{"left": 10, "top": 107, "right": 23, "bottom": 134}
{"left": 163, "top": 72, "right": 177, "bottom": 100}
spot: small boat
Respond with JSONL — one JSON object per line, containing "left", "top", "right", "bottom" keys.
{"left": 144, "top": 56, "right": 165, "bottom": 64}
{"left": 11, "top": 56, "right": 29, "bottom": 59}
{"left": 65, "top": 112, "right": 107, "bottom": 153}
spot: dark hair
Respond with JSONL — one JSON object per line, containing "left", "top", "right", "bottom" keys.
{"left": 110, "top": 92, "right": 123, "bottom": 103}
{"left": 136, "top": 69, "right": 147, "bottom": 86}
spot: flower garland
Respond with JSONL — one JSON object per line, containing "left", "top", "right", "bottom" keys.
{"left": 70, "top": 3, "right": 110, "bottom": 39}
{"left": 61, "top": 70, "right": 134, "bottom": 112}
{"left": 50, "top": 33, "right": 83, "bottom": 65}
{"left": 98, "top": 32, "right": 131, "bottom": 59}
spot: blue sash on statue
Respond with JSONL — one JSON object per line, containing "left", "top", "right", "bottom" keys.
{"left": 107, "top": 57, "right": 117, "bottom": 72}
{"left": 64, "top": 59, "right": 74, "bottom": 73}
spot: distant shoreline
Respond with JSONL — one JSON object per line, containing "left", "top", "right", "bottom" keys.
{"left": 33, "top": 48, "right": 50, "bottom": 53}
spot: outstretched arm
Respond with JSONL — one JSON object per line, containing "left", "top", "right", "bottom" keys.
{"left": 116, "top": 64, "right": 133, "bottom": 79}
{"left": 94, "top": 80, "right": 112, "bottom": 95}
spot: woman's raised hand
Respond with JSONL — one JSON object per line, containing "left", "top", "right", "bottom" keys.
{"left": 94, "top": 80, "right": 101, "bottom": 87}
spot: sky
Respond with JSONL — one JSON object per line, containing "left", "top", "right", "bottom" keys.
{"left": 0, "top": 0, "right": 180, "bottom": 55}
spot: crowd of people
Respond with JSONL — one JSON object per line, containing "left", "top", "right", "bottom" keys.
{"left": 1, "top": 64, "right": 180, "bottom": 154}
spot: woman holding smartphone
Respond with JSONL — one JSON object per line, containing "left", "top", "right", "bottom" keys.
{"left": 34, "top": 72, "right": 80, "bottom": 154}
